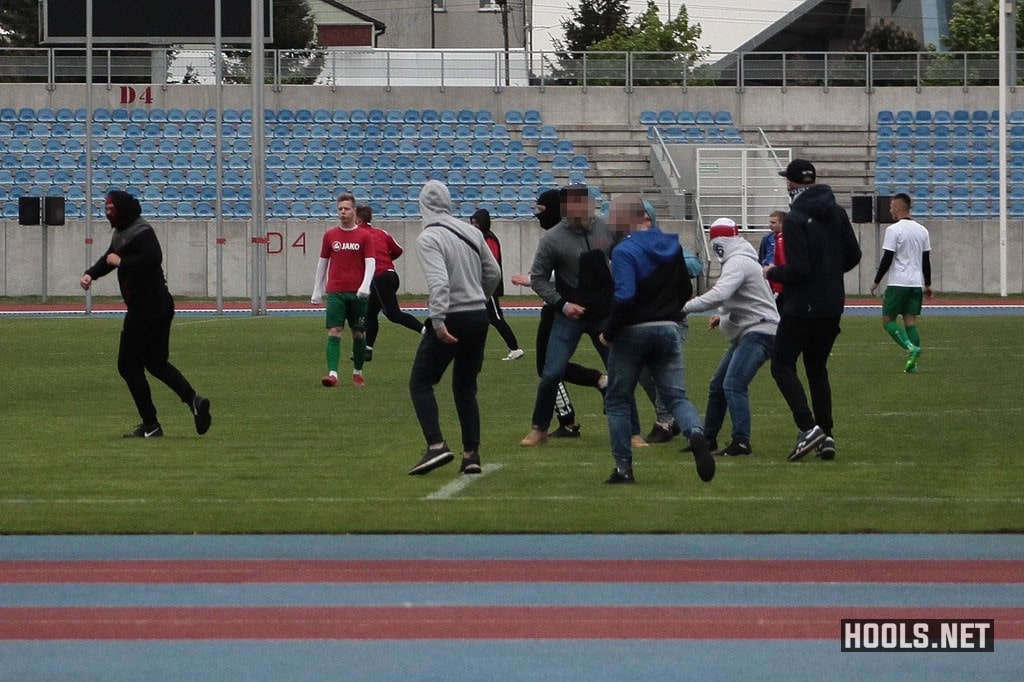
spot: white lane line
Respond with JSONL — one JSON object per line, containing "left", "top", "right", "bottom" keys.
{"left": 423, "top": 463, "right": 504, "bottom": 500}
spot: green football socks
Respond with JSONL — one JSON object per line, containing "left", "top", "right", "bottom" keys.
{"left": 326, "top": 336, "right": 341, "bottom": 372}
{"left": 884, "top": 321, "right": 912, "bottom": 349}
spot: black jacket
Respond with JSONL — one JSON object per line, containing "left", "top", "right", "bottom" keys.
{"left": 86, "top": 218, "right": 169, "bottom": 307}
{"left": 767, "top": 184, "right": 862, "bottom": 318}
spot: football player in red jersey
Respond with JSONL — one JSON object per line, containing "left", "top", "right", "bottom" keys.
{"left": 311, "top": 193, "right": 376, "bottom": 387}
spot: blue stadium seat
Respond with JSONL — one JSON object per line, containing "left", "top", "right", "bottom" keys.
{"left": 894, "top": 110, "right": 913, "bottom": 124}
{"left": 523, "top": 110, "right": 542, "bottom": 124}
{"left": 933, "top": 110, "right": 952, "bottom": 124}
{"left": 695, "top": 110, "right": 715, "bottom": 125}
{"left": 876, "top": 110, "right": 895, "bottom": 125}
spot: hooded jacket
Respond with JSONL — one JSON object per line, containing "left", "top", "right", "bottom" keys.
{"left": 683, "top": 236, "right": 779, "bottom": 343}
{"left": 84, "top": 191, "right": 168, "bottom": 306}
{"left": 766, "top": 184, "right": 861, "bottom": 318}
{"left": 529, "top": 210, "right": 615, "bottom": 321}
{"left": 472, "top": 208, "right": 505, "bottom": 297}
{"left": 417, "top": 181, "right": 501, "bottom": 328}
{"left": 603, "top": 227, "right": 691, "bottom": 343}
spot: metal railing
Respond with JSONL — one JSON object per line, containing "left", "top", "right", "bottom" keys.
{"left": 1, "top": 47, "right": 1022, "bottom": 89}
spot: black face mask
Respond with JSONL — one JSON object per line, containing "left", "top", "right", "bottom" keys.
{"left": 535, "top": 189, "right": 561, "bottom": 230}
{"left": 106, "top": 191, "right": 142, "bottom": 230}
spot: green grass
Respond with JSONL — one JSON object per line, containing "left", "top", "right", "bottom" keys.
{"left": 1, "top": 312, "right": 1022, "bottom": 534}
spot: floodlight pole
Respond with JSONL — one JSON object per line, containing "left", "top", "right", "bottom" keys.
{"left": 999, "top": 1, "right": 1011, "bottom": 297}
{"left": 215, "top": 0, "right": 225, "bottom": 314}
{"left": 250, "top": 0, "right": 268, "bottom": 315}
{"left": 85, "top": 0, "right": 94, "bottom": 314}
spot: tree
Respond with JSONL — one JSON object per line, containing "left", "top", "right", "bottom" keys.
{"left": 942, "top": 0, "right": 1024, "bottom": 51}
{"left": 575, "top": 2, "right": 708, "bottom": 86}
{"left": 222, "top": 0, "right": 321, "bottom": 84}
{"left": 852, "top": 19, "right": 924, "bottom": 52}
{"left": 555, "top": 0, "right": 630, "bottom": 53}
{"left": 0, "top": 0, "right": 39, "bottom": 47}
{"left": 590, "top": 2, "right": 705, "bottom": 54}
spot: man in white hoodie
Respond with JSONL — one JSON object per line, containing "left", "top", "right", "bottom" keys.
{"left": 407, "top": 181, "right": 502, "bottom": 476}
{"left": 683, "top": 218, "right": 779, "bottom": 457}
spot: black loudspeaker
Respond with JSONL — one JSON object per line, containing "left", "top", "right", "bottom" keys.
{"left": 875, "top": 195, "right": 894, "bottom": 224}
{"left": 851, "top": 195, "right": 873, "bottom": 223}
{"left": 18, "top": 197, "right": 41, "bottom": 225}
{"left": 44, "top": 196, "right": 66, "bottom": 226}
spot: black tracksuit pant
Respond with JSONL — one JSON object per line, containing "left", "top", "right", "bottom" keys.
{"left": 118, "top": 292, "right": 195, "bottom": 425}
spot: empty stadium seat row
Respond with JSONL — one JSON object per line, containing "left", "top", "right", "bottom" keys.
{"left": 640, "top": 110, "right": 734, "bottom": 126}
{"left": 877, "top": 109, "right": 1009, "bottom": 125}
{"left": 646, "top": 126, "right": 744, "bottom": 144}
{"left": 0, "top": 107, "right": 506, "bottom": 126}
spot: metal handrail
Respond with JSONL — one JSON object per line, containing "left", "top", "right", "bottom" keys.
{"left": 0, "top": 47, "right": 1019, "bottom": 89}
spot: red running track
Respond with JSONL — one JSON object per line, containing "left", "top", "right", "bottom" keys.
{"left": 2, "top": 605, "right": 1023, "bottom": 640}
{"left": 2, "top": 559, "right": 1022, "bottom": 584}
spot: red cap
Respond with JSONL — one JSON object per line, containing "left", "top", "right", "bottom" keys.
{"left": 708, "top": 217, "right": 739, "bottom": 241}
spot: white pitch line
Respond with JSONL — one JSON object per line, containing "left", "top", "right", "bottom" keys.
{"left": 423, "top": 463, "right": 504, "bottom": 500}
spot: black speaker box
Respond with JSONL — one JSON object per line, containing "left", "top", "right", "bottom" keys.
{"left": 850, "top": 195, "right": 873, "bottom": 223}
{"left": 18, "top": 196, "right": 41, "bottom": 225}
{"left": 44, "top": 196, "right": 66, "bottom": 226}
{"left": 875, "top": 195, "right": 894, "bottom": 224}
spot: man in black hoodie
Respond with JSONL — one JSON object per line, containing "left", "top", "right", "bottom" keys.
{"left": 80, "top": 190, "right": 211, "bottom": 438}
{"left": 766, "top": 160, "right": 861, "bottom": 461}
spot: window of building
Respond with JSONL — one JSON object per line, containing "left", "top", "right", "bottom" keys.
{"left": 433, "top": 0, "right": 445, "bottom": 11}
{"left": 479, "top": 0, "right": 502, "bottom": 11}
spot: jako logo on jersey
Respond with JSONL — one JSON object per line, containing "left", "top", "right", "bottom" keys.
{"left": 331, "top": 241, "right": 361, "bottom": 252}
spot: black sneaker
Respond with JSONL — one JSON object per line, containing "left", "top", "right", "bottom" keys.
{"left": 191, "top": 395, "right": 211, "bottom": 435}
{"left": 124, "top": 423, "right": 163, "bottom": 438}
{"left": 408, "top": 442, "right": 454, "bottom": 475}
{"left": 460, "top": 453, "right": 482, "bottom": 474}
{"left": 717, "top": 440, "right": 752, "bottom": 456}
{"left": 687, "top": 433, "right": 716, "bottom": 482}
{"left": 787, "top": 425, "right": 826, "bottom": 462}
{"left": 605, "top": 467, "right": 635, "bottom": 484}
{"left": 551, "top": 424, "right": 581, "bottom": 438}
{"left": 815, "top": 436, "right": 837, "bottom": 461}
{"left": 682, "top": 438, "right": 718, "bottom": 454}
{"left": 645, "top": 423, "right": 675, "bottom": 444}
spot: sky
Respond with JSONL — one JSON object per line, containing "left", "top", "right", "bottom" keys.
{"left": 531, "top": 0, "right": 804, "bottom": 55}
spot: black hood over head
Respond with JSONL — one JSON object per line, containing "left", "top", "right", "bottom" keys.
{"left": 106, "top": 190, "right": 142, "bottom": 230}
{"left": 471, "top": 208, "right": 491, "bottom": 233}
{"left": 535, "top": 188, "right": 561, "bottom": 230}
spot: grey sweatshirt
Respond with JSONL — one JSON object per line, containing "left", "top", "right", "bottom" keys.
{"left": 417, "top": 180, "right": 501, "bottom": 329}
{"left": 683, "top": 235, "right": 779, "bottom": 342}
{"left": 528, "top": 214, "right": 616, "bottom": 315}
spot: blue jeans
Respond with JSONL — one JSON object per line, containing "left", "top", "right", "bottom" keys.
{"left": 606, "top": 322, "right": 702, "bottom": 469}
{"left": 531, "top": 313, "right": 638, "bottom": 433}
{"left": 703, "top": 331, "right": 774, "bottom": 444}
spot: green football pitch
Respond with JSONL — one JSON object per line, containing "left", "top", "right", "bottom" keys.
{"left": 1, "top": 310, "right": 1021, "bottom": 534}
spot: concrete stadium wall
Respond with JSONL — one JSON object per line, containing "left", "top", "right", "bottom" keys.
{"left": 4, "top": 218, "right": 1021, "bottom": 297}
{"left": 2, "top": 82, "right": 1023, "bottom": 296}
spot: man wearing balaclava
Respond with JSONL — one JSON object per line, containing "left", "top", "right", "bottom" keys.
{"left": 80, "top": 190, "right": 211, "bottom": 439}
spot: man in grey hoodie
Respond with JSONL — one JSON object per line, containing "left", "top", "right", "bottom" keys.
{"left": 683, "top": 218, "right": 779, "bottom": 457}
{"left": 407, "top": 181, "right": 502, "bottom": 476}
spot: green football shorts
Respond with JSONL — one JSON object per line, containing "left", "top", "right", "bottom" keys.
{"left": 882, "top": 285, "right": 923, "bottom": 317}
{"left": 325, "top": 292, "right": 367, "bottom": 331}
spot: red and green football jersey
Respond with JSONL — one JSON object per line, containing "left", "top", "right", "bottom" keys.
{"left": 320, "top": 226, "right": 373, "bottom": 293}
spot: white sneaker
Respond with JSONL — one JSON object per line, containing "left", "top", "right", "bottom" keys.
{"left": 502, "top": 349, "right": 525, "bottom": 361}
